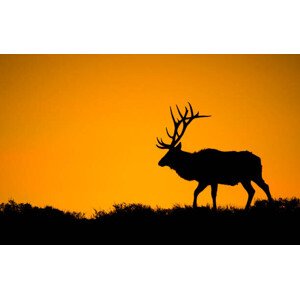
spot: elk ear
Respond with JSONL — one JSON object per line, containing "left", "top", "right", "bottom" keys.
{"left": 175, "top": 142, "right": 182, "bottom": 150}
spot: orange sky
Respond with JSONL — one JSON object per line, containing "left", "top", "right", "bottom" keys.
{"left": 0, "top": 55, "right": 299, "bottom": 215}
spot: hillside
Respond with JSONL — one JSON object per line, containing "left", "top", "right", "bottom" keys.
{"left": 1, "top": 198, "right": 299, "bottom": 244}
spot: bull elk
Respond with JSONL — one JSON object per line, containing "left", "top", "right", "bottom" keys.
{"left": 156, "top": 103, "right": 273, "bottom": 210}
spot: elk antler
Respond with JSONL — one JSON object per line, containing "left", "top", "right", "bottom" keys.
{"left": 156, "top": 102, "right": 211, "bottom": 149}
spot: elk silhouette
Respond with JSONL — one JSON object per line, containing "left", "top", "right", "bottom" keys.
{"left": 156, "top": 103, "right": 273, "bottom": 210}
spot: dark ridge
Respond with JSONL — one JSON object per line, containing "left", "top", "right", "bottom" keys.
{"left": 1, "top": 198, "right": 300, "bottom": 245}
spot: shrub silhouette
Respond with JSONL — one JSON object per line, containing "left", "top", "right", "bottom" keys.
{"left": 0, "top": 198, "right": 300, "bottom": 244}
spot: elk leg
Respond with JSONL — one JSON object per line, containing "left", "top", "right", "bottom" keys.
{"left": 193, "top": 183, "right": 207, "bottom": 208}
{"left": 253, "top": 177, "right": 273, "bottom": 204}
{"left": 211, "top": 184, "right": 218, "bottom": 211}
{"left": 241, "top": 181, "right": 255, "bottom": 210}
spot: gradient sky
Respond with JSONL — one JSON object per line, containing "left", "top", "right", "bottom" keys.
{"left": 0, "top": 55, "right": 299, "bottom": 215}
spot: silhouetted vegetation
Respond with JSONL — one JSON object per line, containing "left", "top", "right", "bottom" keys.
{"left": 1, "top": 198, "right": 300, "bottom": 244}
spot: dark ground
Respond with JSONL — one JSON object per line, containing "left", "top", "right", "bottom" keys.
{"left": 1, "top": 198, "right": 299, "bottom": 244}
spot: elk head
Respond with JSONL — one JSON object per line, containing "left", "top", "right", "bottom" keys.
{"left": 156, "top": 103, "right": 210, "bottom": 168}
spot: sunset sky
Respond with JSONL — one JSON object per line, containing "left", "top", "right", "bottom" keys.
{"left": 0, "top": 55, "right": 299, "bottom": 215}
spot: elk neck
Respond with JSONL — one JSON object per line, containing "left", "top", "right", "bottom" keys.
{"left": 168, "top": 150, "right": 196, "bottom": 180}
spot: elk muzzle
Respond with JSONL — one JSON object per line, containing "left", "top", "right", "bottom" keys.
{"left": 158, "top": 157, "right": 167, "bottom": 167}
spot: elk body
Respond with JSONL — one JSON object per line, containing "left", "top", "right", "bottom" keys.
{"left": 157, "top": 103, "right": 273, "bottom": 210}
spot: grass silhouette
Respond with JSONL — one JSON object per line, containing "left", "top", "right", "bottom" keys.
{"left": 1, "top": 198, "right": 299, "bottom": 244}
